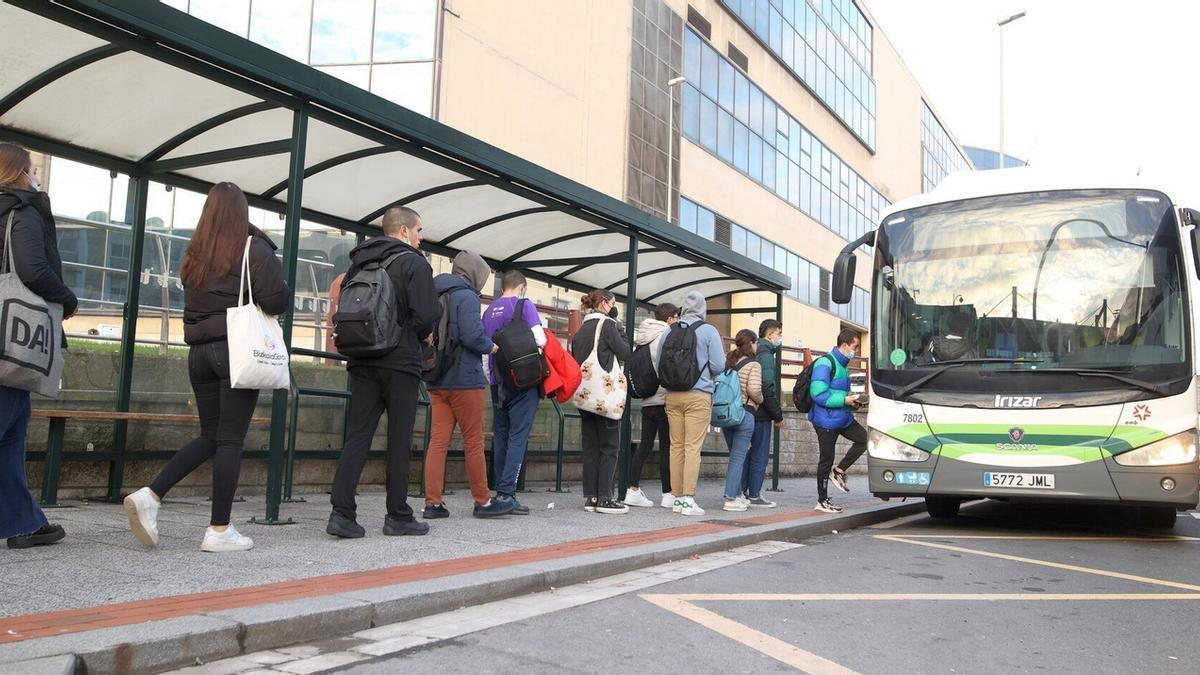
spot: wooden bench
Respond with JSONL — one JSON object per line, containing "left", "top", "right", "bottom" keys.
{"left": 31, "top": 409, "right": 270, "bottom": 507}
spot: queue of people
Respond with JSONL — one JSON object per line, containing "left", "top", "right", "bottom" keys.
{"left": 0, "top": 140, "right": 868, "bottom": 553}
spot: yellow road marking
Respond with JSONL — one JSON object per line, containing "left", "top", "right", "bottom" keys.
{"left": 876, "top": 534, "right": 1200, "bottom": 592}
{"left": 641, "top": 594, "right": 859, "bottom": 675}
{"left": 883, "top": 534, "right": 1199, "bottom": 541}
{"left": 646, "top": 593, "right": 1200, "bottom": 601}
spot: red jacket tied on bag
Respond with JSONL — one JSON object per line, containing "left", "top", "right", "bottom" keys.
{"left": 541, "top": 328, "right": 582, "bottom": 403}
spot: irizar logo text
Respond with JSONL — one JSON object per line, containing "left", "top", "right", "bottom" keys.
{"left": 994, "top": 395, "right": 1042, "bottom": 408}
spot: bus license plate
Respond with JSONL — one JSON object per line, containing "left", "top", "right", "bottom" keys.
{"left": 983, "top": 472, "right": 1054, "bottom": 489}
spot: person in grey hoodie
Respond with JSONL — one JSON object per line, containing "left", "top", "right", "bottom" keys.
{"left": 659, "top": 291, "right": 726, "bottom": 516}
{"left": 624, "top": 302, "right": 677, "bottom": 508}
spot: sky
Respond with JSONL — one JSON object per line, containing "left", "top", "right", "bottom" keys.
{"left": 866, "top": 0, "right": 1200, "bottom": 206}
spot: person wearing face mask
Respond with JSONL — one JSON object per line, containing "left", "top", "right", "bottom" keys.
{"left": 0, "top": 143, "right": 76, "bottom": 549}
{"left": 808, "top": 327, "right": 866, "bottom": 513}
{"left": 743, "top": 319, "right": 786, "bottom": 508}
{"left": 570, "top": 289, "right": 632, "bottom": 514}
{"left": 481, "top": 270, "right": 546, "bottom": 515}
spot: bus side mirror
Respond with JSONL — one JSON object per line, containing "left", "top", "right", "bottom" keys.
{"left": 832, "top": 251, "right": 856, "bottom": 305}
{"left": 1185, "top": 209, "right": 1200, "bottom": 279}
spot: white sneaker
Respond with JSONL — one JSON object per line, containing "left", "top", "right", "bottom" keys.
{"left": 200, "top": 525, "right": 254, "bottom": 552}
{"left": 624, "top": 487, "right": 655, "bottom": 508}
{"left": 123, "top": 487, "right": 160, "bottom": 548}
{"left": 680, "top": 497, "right": 706, "bottom": 516}
{"left": 672, "top": 497, "right": 684, "bottom": 513}
{"left": 661, "top": 493, "right": 676, "bottom": 509}
{"left": 723, "top": 498, "right": 748, "bottom": 512}
{"left": 735, "top": 495, "right": 752, "bottom": 507}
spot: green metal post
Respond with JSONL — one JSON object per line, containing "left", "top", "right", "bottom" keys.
{"left": 106, "top": 175, "right": 148, "bottom": 502}
{"left": 258, "top": 107, "right": 306, "bottom": 525}
{"left": 617, "top": 235, "right": 638, "bottom": 500}
{"left": 769, "top": 292, "right": 784, "bottom": 492}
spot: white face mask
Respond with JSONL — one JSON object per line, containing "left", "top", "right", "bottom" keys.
{"left": 25, "top": 171, "right": 40, "bottom": 192}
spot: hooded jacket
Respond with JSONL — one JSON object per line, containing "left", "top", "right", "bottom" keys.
{"left": 633, "top": 318, "right": 671, "bottom": 406}
{"left": 428, "top": 252, "right": 494, "bottom": 390}
{"left": 341, "top": 236, "right": 440, "bottom": 376}
{"left": 541, "top": 328, "right": 581, "bottom": 403}
{"left": 808, "top": 346, "right": 855, "bottom": 430}
{"left": 659, "top": 291, "right": 725, "bottom": 395}
{"left": 754, "top": 337, "right": 784, "bottom": 422}
{"left": 182, "top": 225, "right": 291, "bottom": 345}
{"left": 0, "top": 188, "right": 77, "bottom": 317}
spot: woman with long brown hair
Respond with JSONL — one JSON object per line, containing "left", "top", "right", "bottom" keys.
{"left": 0, "top": 143, "right": 76, "bottom": 549}
{"left": 124, "top": 182, "right": 290, "bottom": 552}
{"left": 720, "top": 329, "right": 763, "bottom": 513}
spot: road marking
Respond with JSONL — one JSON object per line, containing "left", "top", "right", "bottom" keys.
{"left": 641, "top": 594, "right": 858, "bottom": 675}
{"left": 881, "top": 534, "right": 1199, "bottom": 541}
{"left": 1190, "top": 512, "right": 1200, "bottom": 520}
{"left": 867, "top": 512, "right": 928, "bottom": 529}
{"left": 876, "top": 534, "right": 1200, "bottom": 592}
{"left": 645, "top": 592, "right": 1200, "bottom": 602}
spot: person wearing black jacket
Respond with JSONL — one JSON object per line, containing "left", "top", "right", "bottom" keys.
{"left": 124, "top": 182, "right": 291, "bottom": 553}
{"left": 0, "top": 143, "right": 75, "bottom": 549}
{"left": 743, "top": 319, "right": 785, "bottom": 508}
{"left": 570, "top": 289, "right": 632, "bottom": 515}
{"left": 327, "top": 206, "right": 441, "bottom": 539}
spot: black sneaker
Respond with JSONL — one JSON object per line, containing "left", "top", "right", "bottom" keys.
{"left": 382, "top": 516, "right": 430, "bottom": 536}
{"left": 423, "top": 503, "right": 450, "bottom": 519}
{"left": 6, "top": 522, "right": 65, "bottom": 549}
{"left": 596, "top": 499, "right": 629, "bottom": 515}
{"left": 326, "top": 512, "right": 365, "bottom": 539}
{"left": 583, "top": 497, "right": 599, "bottom": 512}
{"left": 473, "top": 499, "right": 515, "bottom": 518}
{"left": 831, "top": 468, "right": 850, "bottom": 493}
{"left": 815, "top": 499, "right": 843, "bottom": 514}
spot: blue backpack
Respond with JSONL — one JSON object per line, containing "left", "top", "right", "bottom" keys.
{"left": 711, "top": 359, "right": 751, "bottom": 428}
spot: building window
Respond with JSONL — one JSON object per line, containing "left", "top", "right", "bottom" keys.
{"left": 682, "top": 28, "right": 888, "bottom": 246}
{"left": 718, "top": 0, "right": 875, "bottom": 149}
{"left": 921, "top": 101, "right": 973, "bottom": 192}
{"left": 680, "top": 196, "right": 868, "bottom": 327}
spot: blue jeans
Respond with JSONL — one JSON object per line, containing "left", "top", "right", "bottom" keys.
{"left": 721, "top": 413, "right": 756, "bottom": 500}
{"left": 742, "top": 418, "right": 774, "bottom": 498}
{"left": 491, "top": 385, "right": 540, "bottom": 497}
{"left": 0, "top": 384, "right": 47, "bottom": 539}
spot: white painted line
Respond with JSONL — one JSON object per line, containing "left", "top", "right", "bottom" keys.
{"left": 868, "top": 512, "right": 928, "bottom": 529}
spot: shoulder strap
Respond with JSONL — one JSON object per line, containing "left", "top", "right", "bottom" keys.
{"left": 733, "top": 357, "right": 753, "bottom": 372}
{"left": 2, "top": 210, "right": 15, "bottom": 275}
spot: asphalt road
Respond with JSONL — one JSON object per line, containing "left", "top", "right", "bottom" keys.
{"left": 333, "top": 501, "right": 1200, "bottom": 675}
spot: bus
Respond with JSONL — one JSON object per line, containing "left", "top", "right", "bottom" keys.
{"left": 831, "top": 169, "right": 1200, "bottom": 527}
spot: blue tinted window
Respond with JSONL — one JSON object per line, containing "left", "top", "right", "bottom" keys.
{"left": 701, "top": 42, "right": 718, "bottom": 99}
{"left": 679, "top": 197, "right": 697, "bottom": 233}
{"left": 734, "top": 122, "right": 749, "bottom": 173}
{"left": 718, "top": 59, "right": 735, "bottom": 111}
{"left": 697, "top": 205, "right": 715, "bottom": 241}
{"left": 718, "top": 109, "right": 734, "bottom": 162}
{"left": 700, "top": 96, "right": 717, "bottom": 151}
{"left": 682, "top": 84, "right": 700, "bottom": 139}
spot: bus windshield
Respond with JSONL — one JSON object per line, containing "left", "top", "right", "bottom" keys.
{"left": 872, "top": 189, "right": 1189, "bottom": 403}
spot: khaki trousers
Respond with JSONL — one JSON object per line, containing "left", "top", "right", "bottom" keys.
{"left": 665, "top": 391, "right": 712, "bottom": 497}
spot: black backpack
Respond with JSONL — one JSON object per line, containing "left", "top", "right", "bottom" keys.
{"left": 421, "top": 287, "right": 471, "bottom": 383}
{"left": 492, "top": 298, "right": 548, "bottom": 390}
{"left": 657, "top": 321, "right": 704, "bottom": 392}
{"left": 332, "top": 251, "right": 407, "bottom": 358}
{"left": 627, "top": 342, "right": 659, "bottom": 399}
{"left": 792, "top": 354, "right": 834, "bottom": 413}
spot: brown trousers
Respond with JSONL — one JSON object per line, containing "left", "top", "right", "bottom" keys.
{"left": 424, "top": 388, "right": 491, "bottom": 505}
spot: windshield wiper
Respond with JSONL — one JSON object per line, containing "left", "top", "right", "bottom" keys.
{"left": 996, "top": 367, "right": 1174, "bottom": 396}
{"left": 895, "top": 358, "right": 1029, "bottom": 398}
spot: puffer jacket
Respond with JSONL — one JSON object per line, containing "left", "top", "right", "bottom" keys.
{"left": 182, "top": 225, "right": 291, "bottom": 345}
{"left": 0, "top": 188, "right": 78, "bottom": 318}
{"left": 633, "top": 318, "right": 670, "bottom": 406}
{"left": 542, "top": 328, "right": 582, "bottom": 403}
{"left": 808, "top": 347, "right": 854, "bottom": 430}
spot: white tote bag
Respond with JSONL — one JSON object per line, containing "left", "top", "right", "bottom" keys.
{"left": 572, "top": 315, "right": 628, "bottom": 420}
{"left": 0, "top": 210, "right": 64, "bottom": 398}
{"left": 226, "top": 236, "right": 290, "bottom": 390}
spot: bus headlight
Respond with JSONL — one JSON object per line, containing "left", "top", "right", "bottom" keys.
{"left": 1113, "top": 431, "right": 1199, "bottom": 467}
{"left": 868, "top": 429, "right": 930, "bottom": 462}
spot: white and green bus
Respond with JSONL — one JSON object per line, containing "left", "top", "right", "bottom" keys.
{"left": 832, "top": 170, "right": 1200, "bottom": 527}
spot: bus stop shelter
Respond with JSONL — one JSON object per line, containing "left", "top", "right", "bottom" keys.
{"left": 0, "top": 0, "right": 790, "bottom": 521}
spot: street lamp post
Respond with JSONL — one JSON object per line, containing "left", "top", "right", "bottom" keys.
{"left": 666, "top": 76, "right": 686, "bottom": 222}
{"left": 997, "top": 11, "right": 1025, "bottom": 169}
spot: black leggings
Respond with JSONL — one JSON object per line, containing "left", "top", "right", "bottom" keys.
{"left": 630, "top": 405, "right": 671, "bottom": 493}
{"left": 150, "top": 341, "right": 259, "bottom": 526}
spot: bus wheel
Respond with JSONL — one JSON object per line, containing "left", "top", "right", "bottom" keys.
{"left": 925, "top": 497, "right": 961, "bottom": 519}
{"left": 1139, "top": 506, "right": 1177, "bottom": 529}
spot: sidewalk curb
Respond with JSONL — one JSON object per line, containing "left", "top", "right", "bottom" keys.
{"left": 0, "top": 500, "right": 923, "bottom": 674}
